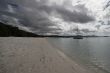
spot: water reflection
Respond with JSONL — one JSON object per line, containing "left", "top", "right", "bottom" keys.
{"left": 48, "top": 38, "right": 110, "bottom": 73}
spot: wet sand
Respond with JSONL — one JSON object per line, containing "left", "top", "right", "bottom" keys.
{"left": 0, "top": 37, "right": 95, "bottom": 73}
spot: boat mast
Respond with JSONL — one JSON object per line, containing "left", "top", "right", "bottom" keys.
{"left": 76, "top": 24, "right": 80, "bottom": 35}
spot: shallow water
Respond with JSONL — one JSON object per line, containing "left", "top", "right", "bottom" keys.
{"left": 48, "top": 37, "right": 110, "bottom": 73}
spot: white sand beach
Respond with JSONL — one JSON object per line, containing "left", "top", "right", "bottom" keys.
{"left": 0, "top": 37, "right": 96, "bottom": 73}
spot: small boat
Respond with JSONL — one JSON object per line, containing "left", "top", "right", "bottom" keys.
{"left": 73, "top": 25, "right": 83, "bottom": 39}
{"left": 73, "top": 35, "right": 83, "bottom": 39}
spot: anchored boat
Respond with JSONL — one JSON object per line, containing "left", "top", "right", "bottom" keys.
{"left": 73, "top": 25, "right": 83, "bottom": 39}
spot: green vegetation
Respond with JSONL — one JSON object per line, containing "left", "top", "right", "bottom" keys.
{"left": 0, "top": 22, "right": 38, "bottom": 37}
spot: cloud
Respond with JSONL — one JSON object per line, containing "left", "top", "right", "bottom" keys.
{"left": 35, "top": 1, "right": 95, "bottom": 23}
{"left": 53, "top": 5, "right": 95, "bottom": 23}
{"left": 29, "top": 0, "right": 95, "bottom": 23}
{"left": 0, "top": 0, "right": 110, "bottom": 35}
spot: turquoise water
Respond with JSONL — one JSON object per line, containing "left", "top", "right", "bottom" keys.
{"left": 48, "top": 37, "right": 110, "bottom": 73}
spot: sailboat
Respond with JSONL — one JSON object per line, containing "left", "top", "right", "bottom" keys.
{"left": 73, "top": 25, "right": 83, "bottom": 39}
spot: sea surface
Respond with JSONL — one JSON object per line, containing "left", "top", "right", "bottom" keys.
{"left": 48, "top": 37, "right": 110, "bottom": 73}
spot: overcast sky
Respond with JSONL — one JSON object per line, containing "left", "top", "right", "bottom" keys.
{"left": 0, "top": 0, "right": 110, "bottom": 36}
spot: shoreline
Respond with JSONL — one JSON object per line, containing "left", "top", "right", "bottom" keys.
{"left": 50, "top": 42, "right": 108, "bottom": 73}
{"left": 0, "top": 37, "right": 100, "bottom": 73}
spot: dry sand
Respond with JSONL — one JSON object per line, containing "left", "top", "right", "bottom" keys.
{"left": 0, "top": 37, "right": 95, "bottom": 73}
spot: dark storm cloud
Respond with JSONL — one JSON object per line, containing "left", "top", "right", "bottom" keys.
{"left": 0, "top": 0, "right": 95, "bottom": 35}
{"left": 0, "top": 0, "right": 8, "bottom": 10}
{"left": 0, "top": 0, "right": 53, "bottom": 30}
{"left": 9, "top": 0, "right": 95, "bottom": 23}
{"left": 54, "top": 5, "right": 95, "bottom": 23}
{"left": 33, "top": 1, "right": 95, "bottom": 23}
